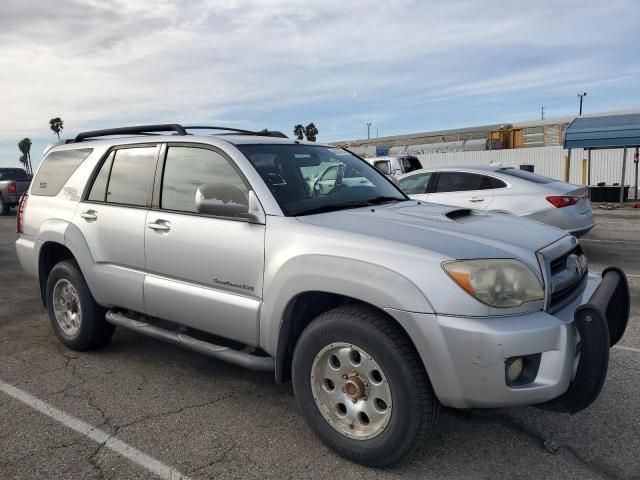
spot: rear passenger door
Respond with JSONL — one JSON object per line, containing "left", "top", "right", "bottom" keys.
{"left": 143, "top": 144, "right": 265, "bottom": 345}
{"left": 74, "top": 145, "right": 159, "bottom": 313}
{"left": 428, "top": 171, "right": 495, "bottom": 209}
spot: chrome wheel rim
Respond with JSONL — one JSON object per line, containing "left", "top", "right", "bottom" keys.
{"left": 311, "top": 342, "right": 392, "bottom": 440}
{"left": 52, "top": 279, "right": 82, "bottom": 337}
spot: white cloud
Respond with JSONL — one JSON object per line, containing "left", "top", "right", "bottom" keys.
{"left": 0, "top": 0, "right": 638, "bottom": 148}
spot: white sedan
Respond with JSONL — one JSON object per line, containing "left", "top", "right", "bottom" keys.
{"left": 398, "top": 165, "right": 594, "bottom": 236}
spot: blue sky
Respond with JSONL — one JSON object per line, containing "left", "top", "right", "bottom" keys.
{"left": 1, "top": 0, "right": 639, "bottom": 169}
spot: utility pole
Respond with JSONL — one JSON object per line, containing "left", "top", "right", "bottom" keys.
{"left": 366, "top": 122, "right": 371, "bottom": 139}
{"left": 541, "top": 106, "right": 545, "bottom": 120}
{"left": 578, "top": 92, "right": 587, "bottom": 115}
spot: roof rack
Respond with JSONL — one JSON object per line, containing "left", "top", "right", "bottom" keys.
{"left": 74, "top": 124, "right": 187, "bottom": 142}
{"left": 73, "top": 123, "right": 288, "bottom": 142}
{"left": 184, "top": 126, "right": 288, "bottom": 138}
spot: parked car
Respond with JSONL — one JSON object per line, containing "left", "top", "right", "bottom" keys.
{"left": 0, "top": 168, "right": 30, "bottom": 215}
{"left": 16, "top": 125, "right": 628, "bottom": 467}
{"left": 399, "top": 165, "right": 594, "bottom": 236}
{"left": 309, "top": 162, "right": 374, "bottom": 195}
{"left": 365, "top": 154, "right": 422, "bottom": 178}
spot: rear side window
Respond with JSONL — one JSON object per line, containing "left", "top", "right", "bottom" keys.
{"left": 481, "top": 175, "right": 507, "bottom": 189}
{"left": 161, "top": 146, "right": 248, "bottom": 213}
{"left": 31, "top": 149, "right": 93, "bottom": 196}
{"left": 0, "top": 169, "right": 29, "bottom": 180}
{"left": 105, "top": 147, "right": 157, "bottom": 206}
{"left": 87, "top": 151, "right": 114, "bottom": 202}
{"left": 498, "top": 168, "right": 554, "bottom": 184}
{"left": 435, "top": 172, "right": 487, "bottom": 193}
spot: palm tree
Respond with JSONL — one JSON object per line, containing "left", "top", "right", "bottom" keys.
{"left": 18, "top": 154, "right": 29, "bottom": 173}
{"left": 49, "top": 117, "right": 64, "bottom": 140}
{"left": 304, "top": 123, "right": 318, "bottom": 142}
{"left": 18, "top": 138, "right": 33, "bottom": 176}
{"left": 293, "top": 124, "right": 305, "bottom": 140}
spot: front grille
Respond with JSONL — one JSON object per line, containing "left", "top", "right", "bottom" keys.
{"left": 538, "top": 239, "right": 588, "bottom": 312}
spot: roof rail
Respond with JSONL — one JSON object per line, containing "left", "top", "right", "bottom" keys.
{"left": 73, "top": 123, "right": 288, "bottom": 142}
{"left": 184, "top": 126, "right": 288, "bottom": 138}
{"left": 74, "top": 124, "right": 187, "bottom": 142}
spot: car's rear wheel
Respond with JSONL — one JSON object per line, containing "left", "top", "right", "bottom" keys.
{"left": 292, "top": 304, "right": 439, "bottom": 466}
{"left": 0, "top": 195, "right": 9, "bottom": 215}
{"left": 46, "top": 260, "right": 114, "bottom": 350}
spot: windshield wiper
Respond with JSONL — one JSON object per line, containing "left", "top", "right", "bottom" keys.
{"left": 291, "top": 197, "right": 405, "bottom": 216}
{"left": 364, "top": 196, "right": 405, "bottom": 205}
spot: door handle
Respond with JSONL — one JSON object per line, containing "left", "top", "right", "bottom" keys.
{"left": 469, "top": 197, "right": 485, "bottom": 202}
{"left": 147, "top": 222, "right": 171, "bottom": 232}
{"left": 80, "top": 211, "right": 97, "bottom": 221}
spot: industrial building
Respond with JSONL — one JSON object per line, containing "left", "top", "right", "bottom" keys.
{"left": 334, "top": 108, "right": 640, "bottom": 157}
{"left": 333, "top": 109, "right": 640, "bottom": 199}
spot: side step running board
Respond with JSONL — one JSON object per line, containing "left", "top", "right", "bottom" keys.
{"left": 105, "top": 311, "right": 274, "bottom": 372}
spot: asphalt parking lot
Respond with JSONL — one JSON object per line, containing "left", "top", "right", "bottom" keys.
{"left": 1, "top": 208, "right": 639, "bottom": 480}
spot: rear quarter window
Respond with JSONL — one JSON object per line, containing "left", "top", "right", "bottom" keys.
{"left": 498, "top": 168, "right": 555, "bottom": 184}
{"left": 31, "top": 149, "right": 93, "bottom": 196}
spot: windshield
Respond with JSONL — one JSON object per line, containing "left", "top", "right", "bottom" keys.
{"left": 237, "top": 144, "right": 407, "bottom": 216}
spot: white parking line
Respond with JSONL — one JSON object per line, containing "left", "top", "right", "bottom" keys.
{"left": 581, "top": 238, "right": 638, "bottom": 245}
{"left": 592, "top": 271, "right": 640, "bottom": 278}
{"left": 0, "top": 380, "right": 191, "bottom": 480}
{"left": 614, "top": 345, "right": 640, "bottom": 354}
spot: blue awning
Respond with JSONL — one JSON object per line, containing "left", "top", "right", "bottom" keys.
{"left": 564, "top": 113, "right": 640, "bottom": 149}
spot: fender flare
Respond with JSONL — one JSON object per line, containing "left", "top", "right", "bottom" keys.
{"left": 36, "top": 219, "right": 101, "bottom": 303}
{"left": 260, "top": 254, "right": 434, "bottom": 372}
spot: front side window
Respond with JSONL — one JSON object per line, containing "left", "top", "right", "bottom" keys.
{"left": 373, "top": 160, "right": 391, "bottom": 175}
{"left": 31, "top": 148, "right": 93, "bottom": 196}
{"left": 161, "top": 146, "right": 248, "bottom": 213}
{"left": 400, "top": 172, "right": 432, "bottom": 194}
{"left": 401, "top": 156, "right": 422, "bottom": 173}
{"left": 237, "top": 144, "right": 406, "bottom": 216}
{"left": 105, "top": 147, "right": 157, "bottom": 206}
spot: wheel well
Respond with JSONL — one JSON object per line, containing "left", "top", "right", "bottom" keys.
{"left": 38, "top": 242, "right": 75, "bottom": 306}
{"left": 275, "top": 292, "right": 414, "bottom": 383}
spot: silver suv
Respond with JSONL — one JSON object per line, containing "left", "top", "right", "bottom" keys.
{"left": 16, "top": 124, "right": 630, "bottom": 466}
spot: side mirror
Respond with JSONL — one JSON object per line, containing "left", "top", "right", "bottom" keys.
{"left": 195, "top": 184, "right": 265, "bottom": 224}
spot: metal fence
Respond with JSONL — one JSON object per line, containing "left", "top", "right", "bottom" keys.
{"left": 415, "top": 146, "right": 640, "bottom": 188}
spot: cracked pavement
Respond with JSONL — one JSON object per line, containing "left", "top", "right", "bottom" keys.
{"left": 1, "top": 208, "right": 639, "bottom": 479}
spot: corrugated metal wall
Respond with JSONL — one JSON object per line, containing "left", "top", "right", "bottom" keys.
{"left": 416, "top": 146, "right": 640, "bottom": 187}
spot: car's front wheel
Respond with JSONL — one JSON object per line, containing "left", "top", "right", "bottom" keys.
{"left": 292, "top": 305, "right": 439, "bottom": 466}
{"left": 46, "top": 260, "right": 115, "bottom": 350}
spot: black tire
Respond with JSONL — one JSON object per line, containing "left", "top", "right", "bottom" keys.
{"left": 45, "top": 260, "right": 114, "bottom": 350}
{"left": 292, "top": 304, "right": 439, "bottom": 467}
{"left": 0, "top": 195, "right": 8, "bottom": 215}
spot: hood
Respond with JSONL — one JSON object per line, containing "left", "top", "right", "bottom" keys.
{"left": 297, "top": 201, "right": 567, "bottom": 269}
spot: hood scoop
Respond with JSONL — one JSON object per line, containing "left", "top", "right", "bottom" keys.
{"left": 445, "top": 208, "right": 474, "bottom": 220}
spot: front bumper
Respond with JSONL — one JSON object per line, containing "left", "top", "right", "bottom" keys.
{"left": 387, "top": 268, "right": 629, "bottom": 410}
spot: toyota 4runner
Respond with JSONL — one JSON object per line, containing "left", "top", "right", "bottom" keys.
{"left": 15, "top": 124, "right": 630, "bottom": 466}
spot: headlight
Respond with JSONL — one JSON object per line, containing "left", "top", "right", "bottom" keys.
{"left": 442, "top": 259, "right": 544, "bottom": 308}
